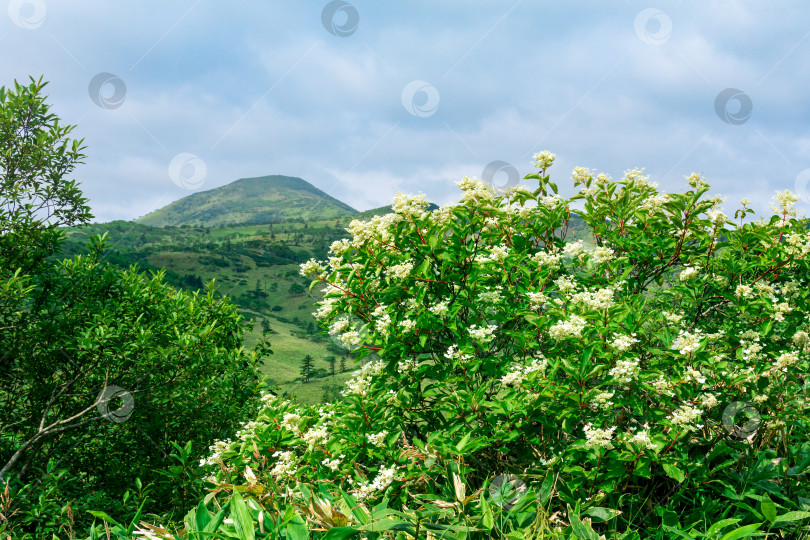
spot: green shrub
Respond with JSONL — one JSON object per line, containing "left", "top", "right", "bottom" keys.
{"left": 95, "top": 154, "right": 810, "bottom": 538}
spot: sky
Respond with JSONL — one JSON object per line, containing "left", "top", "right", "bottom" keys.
{"left": 3, "top": 1, "right": 810, "bottom": 224}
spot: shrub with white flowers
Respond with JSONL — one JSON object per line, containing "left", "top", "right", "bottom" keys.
{"left": 178, "top": 153, "right": 810, "bottom": 538}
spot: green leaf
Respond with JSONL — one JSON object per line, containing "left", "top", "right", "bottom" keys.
{"left": 480, "top": 492, "right": 493, "bottom": 530}
{"left": 718, "top": 523, "right": 763, "bottom": 540}
{"left": 760, "top": 497, "right": 777, "bottom": 523}
{"left": 229, "top": 491, "right": 256, "bottom": 540}
{"left": 582, "top": 506, "right": 621, "bottom": 523}
{"left": 662, "top": 463, "right": 685, "bottom": 483}
{"left": 773, "top": 511, "right": 810, "bottom": 526}
{"left": 323, "top": 527, "right": 360, "bottom": 539}
{"left": 286, "top": 513, "right": 308, "bottom": 540}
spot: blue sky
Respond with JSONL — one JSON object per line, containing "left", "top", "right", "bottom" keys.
{"left": 3, "top": 1, "right": 810, "bottom": 223}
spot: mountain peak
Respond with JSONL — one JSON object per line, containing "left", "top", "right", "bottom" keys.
{"left": 136, "top": 175, "right": 358, "bottom": 227}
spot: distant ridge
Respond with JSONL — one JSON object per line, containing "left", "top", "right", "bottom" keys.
{"left": 136, "top": 175, "right": 358, "bottom": 227}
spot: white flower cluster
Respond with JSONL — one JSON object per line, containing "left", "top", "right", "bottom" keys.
{"left": 627, "top": 429, "right": 657, "bottom": 451}
{"left": 468, "top": 324, "right": 497, "bottom": 343}
{"left": 563, "top": 240, "right": 586, "bottom": 259}
{"left": 281, "top": 413, "right": 301, "bottom": 431}
{"left": 651, "top": 376, "right": 674, "bottom": 397}
{"left": 549, "top": 314, "right": 587, "bottom": 340}
{"left": 590, "top": 391, "right": 615, "bottom": 411}
{"left": 526, "top": 291, "right": 548, "bottom": 309}
{"left": 771, "top": 300, "right": 792, "bottom": 322}
{"left": 329, "top": 316, "right": 351, "bottom": 335}
{"left": 572, "top": 166, "right": 593, "bottom": 185}
{"left": 236, "top": 421, "right": 261, "bottom": 442}
{"left": 330, "top": 238, "right": 352, "bottom": 256}
{"left": 300, "top": 258, "right": 326, "bottom": 278}
{"left": 388, "top": 261, "right": 414, "bottom": 279}
{"left": 590, "top": 246, "right": 615, "bottom": 264}
{"left": 554, "top": 275, "right": 577, "bottom": 294}
{"left": 392, "top": 191, "right": 430, "bottom": 219}
{"left": 663, "top": 311, "right": 683, "bottom": 325}
{"left": 321, "top": 455, "right": 344, "bottom": 471}
{"left": 456, "top": 176, "right": 496, "bottom": 204}
{"left": 367, "top": 431, "right": 388, "bottom": 447}
{"left": 679, "top": 266, "right": 699, "bottom": 281}
{"left": 476, "top": 245, "right": 510, "bottom": 264}
{"left": 698, "top": 393, "right": 719, "bottom": 409}
{"left": 270, "top": 450, "right": 296, "bottom": 478}
{"left": 199, "top": 438, "right": 233, "bottom": 467}
{"left": 684, "top": 366, "right": 706, "bottom": 384}
{"left": 640, "top": 193, "right": 671, "bottom": 213}
{"left": 303, "top": 425, "right": 329, "bottom": 447}
{"left": 685, "top": 173, "right": 709, "bottom": 190}
{"left": 770, "top": 189, "right": 800, "bottom": 217}
{"left": 478, "top": 286, "right": 503, "bottom": 304}
{"left": 583, "top": 423, "right": 616, "bottom": 450}
{"left": 773, "top": 350, "right": 800, "bottom": 372}
{"left": 532, "top": 250, "right": 562, "bottom": 269}
{"left": 707, "top": 208, "right": 728, "bottom": 227}
{"left": 429, "top": 300, "right": 449, "bottom": 316}
{"left": 342, "top": 360, "right": 386, "bottom": 398}
{"left": 337, "top": 330, "right": 361, "bottom": 349}
{"left": 313, "top": 296, "right": 340, "bottom": 320}
{"left": 354, "top": 465, "right": 398, "bottom": 500}
{"left": 792, "top": 330, "right": 809, "bottom": 349}
{"left": 669, "top": 405, "right": 704, "bottom": 432}
{"left": 611, "top": 333, "right": 638, "bottom": 351}
{"left": 783, "top": 232, "right": 810, "bottom": 256}
{"left": 624, "top": 169, "right": 656, "bottom": 189}
{"left": 570, "top": 287, "right": 615, "bottom": 312}
{"left": 443, "top": 345, "right": 473, "bottom": 362}
{"left": 538, "top": 195, "right": 563, "bottom": 208}
{"left": 500, "top": 354, "right": 548, "bottom": 386}
{"left": 736, "top": 284, "right": 753, "bottom": 299}
{"left": 533, "top": 151, "right": 556, "bottom": 170}
{"left": 671, "top": 329, "right": 704, "bottom": 356}
{"left": 609, "top": 357, "right": 640, "bottom": 384}
{"left": 397, "top": 358, "right": 418, "bottom": 373}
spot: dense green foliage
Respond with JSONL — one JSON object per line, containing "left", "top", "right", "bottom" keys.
{"left": 99, "top": 157, "right": 810, "bottom": 538}
{"left": 0, "top": 79, "right": 267, "bottom": 538}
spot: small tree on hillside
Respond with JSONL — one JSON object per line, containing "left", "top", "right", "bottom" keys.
{"left": 300, "top": 354, "right": 314, "bottom": 383}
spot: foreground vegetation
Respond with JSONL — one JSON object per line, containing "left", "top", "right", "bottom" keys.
{"left": 2, "top": 77, "right": 810, "bottom": 538}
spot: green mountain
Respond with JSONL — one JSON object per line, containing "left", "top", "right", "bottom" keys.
{"left": 136, "top": 175, "right": 358, "bottom": 227}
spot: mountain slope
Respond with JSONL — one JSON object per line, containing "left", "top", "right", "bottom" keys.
{"left": 136, "top": 175, "right": 358, "bottom": 227}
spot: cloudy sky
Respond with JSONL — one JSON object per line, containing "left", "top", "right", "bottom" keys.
{"left": 3, "top": 1, "right": 810, "bottom": 223}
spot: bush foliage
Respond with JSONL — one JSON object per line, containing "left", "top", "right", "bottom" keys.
{"left": 118, "top": 154, "right": 810, "bottom": 538}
